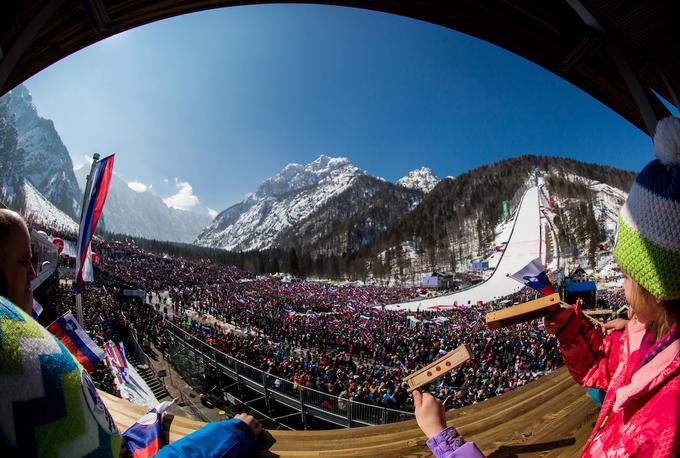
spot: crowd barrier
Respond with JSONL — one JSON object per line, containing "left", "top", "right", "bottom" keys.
{"left": 164, "top": 321, "right": 415, "bottom": 428}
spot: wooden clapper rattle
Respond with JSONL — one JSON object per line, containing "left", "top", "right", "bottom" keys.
{"left": 485, "top": 292, "right": 603, "bottom": 329}
{"left": 403, "top": 345, "right": 473, "bottom": 392}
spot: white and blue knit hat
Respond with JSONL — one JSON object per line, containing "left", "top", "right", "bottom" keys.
{"left": 614, "top": 116, "right": 680, "bottom": 300}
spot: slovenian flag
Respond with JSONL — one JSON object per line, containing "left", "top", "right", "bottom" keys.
{"left": 47, "top": 310, "right": 105, "bottom": 372}
{"left": 75, "top": 154, "right": 114, "bottom": 292}
{"left": 509, "top": 257, "right": 555, "bottom": 296}
{"left": 122, "top": 400, "right": 175, "bottom": 458}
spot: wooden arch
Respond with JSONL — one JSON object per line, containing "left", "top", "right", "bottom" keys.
{"left": 1, "top": 1, "right": 679, "bottom": 133}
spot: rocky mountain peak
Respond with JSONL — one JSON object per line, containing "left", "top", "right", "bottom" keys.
{"left": 396, "top": 166, "right": 439, "bottom": 193}
{"left": 197, "top": 155, "right": 367, "bottom": 251}
{"left": 255, "top": 155, "right": 361, "bottom": 198}
{"left": 1, "top": 84, "right": 81, "bottom": 218}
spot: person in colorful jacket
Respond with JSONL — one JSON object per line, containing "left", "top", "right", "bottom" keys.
{"left": 544, "top": 116, "right": 680, "bottom": 457}
{"left": 414, "top": 116, "right": 680, "bottom": 458}
{"left": 0, "top": 208, "right": 262, "bottom": 457}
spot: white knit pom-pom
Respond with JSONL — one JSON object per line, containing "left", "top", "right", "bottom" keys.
{"left": 654, "top": 116, "right": 680, "bottom": 166}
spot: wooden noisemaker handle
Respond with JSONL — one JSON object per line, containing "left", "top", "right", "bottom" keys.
{"left": 403, "top": 344, "right": 472, "bottom": 392}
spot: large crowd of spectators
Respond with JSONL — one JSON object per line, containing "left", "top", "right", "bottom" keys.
{"left": 36, "top": 229, "right": 624, "bottom": 414}
{"left": 82, "top": 239, "right": 564, "bottom": 412}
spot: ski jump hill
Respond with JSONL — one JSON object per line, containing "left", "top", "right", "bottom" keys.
{"left": 102, "top": 366, "right": 597, "bottom": 457}
{"left": 387, "top": 185, "right": 544, "bottom": 311}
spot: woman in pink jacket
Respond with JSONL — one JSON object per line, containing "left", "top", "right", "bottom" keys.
{"left": 415, "top": 116, "right": 680, "bottom": 457}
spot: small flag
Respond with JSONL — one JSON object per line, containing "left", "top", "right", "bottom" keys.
{"left": 509, "top": 257, "right": 555, "bottom": 296}
{"left": 48, "top": 311, "right": 105, "bottom": 372}
{"left": 122, "top": 400, "right": 175, "bottom": 458}
{"left": 359, "top": 315, "right": 370, "bottom": 321}
{"left": 104, "top": 340, "right": 129, "bottom": 383}
{"left": 31, "top": 299, "right": 43, "bottom": 319}
{"left": 437, "top": 349, "right": 447, "bottom": 357}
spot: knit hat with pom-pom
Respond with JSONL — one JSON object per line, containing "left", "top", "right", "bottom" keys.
{"left": 614, "top": 117, "right": 680, "bottom": 300}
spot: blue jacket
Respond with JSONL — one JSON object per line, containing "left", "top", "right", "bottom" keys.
{"left": 155, "top": 419, "right": 254, "bottom": 458}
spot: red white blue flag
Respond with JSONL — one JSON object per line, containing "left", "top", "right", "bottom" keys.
{"left": 75, "top": 154, "right": 115, "bottom": 292}
{"left": 122, "top": 400, "right": 174, "bottom": 458}
{"left": 509, "top": 257, "right": 555, "bottom": 296}
{"left": 47, "top": 310, "right": 105, "bottom": 372}
{"left": 104, "top": 340, "right": 129, "bottom": 383}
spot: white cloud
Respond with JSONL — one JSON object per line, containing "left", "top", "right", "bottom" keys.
{"left": 207, "top": 207, "right": 218, "bottom": 218}
{"left": 72, "top": 155, "right": 94, "bottom": 171}
{"left": 163, "top": 178, "right": 200, "bottom": 211}
{"left": 128, "top": 181, "right": 151, "bottom": 192}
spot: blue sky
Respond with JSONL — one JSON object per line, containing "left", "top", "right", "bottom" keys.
{"left": 25, "top": 4, "right": 656, "bottom": 214}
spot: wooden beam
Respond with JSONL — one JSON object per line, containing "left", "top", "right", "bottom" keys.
{"left": 486, "top": 293, "right": 561, "bottom": 329}
{"left": 0, "top": 0, "right": 64, "bottom": 92}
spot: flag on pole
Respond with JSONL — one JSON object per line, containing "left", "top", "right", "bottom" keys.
{"left": 75, "top": 154, "right": 115, "bottom": 292}
{"left": 47, "top": 311, "right": 105, "bottom": 372}
{"left": 31, "top": 298, "right": 43, "bottom": 319}
{"left": 122, "top": 400, "right": 175, "bottom": 458}
{"left": 509, "top": 257, "right": 555, "bottom": 296}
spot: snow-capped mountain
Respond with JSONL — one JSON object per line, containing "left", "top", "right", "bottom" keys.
{"left": 275, "top": 175, "right": 423, "bottom": 256}
{"left": 75, "top": 167, "right": 212, "bottom": 243}
{"left": 2, "top": 85, "right": 81, "bottom": 218}
{"left": 396, "top": 167, "right": 439, "bottom": 193}
{"left": 0, "top": 95, "right": 24, "bottom": 208}
{"left": 197, "top": 155, "right": 368, "bottom": 251}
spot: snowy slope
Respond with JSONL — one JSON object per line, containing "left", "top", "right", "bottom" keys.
{"left": 396, "top": 167, "right": 439, "bottom": 193}
{"left": 197, "top": 155, "right": 367, "bottom": 251}
{"left": 387, "top": 185, "right": 543, "bottom": 310}
{"left": 22, "top": 179, "right": 79, "bottom": 233}
{"left": 542, "top": 172, "right": 627, "bottom": 277}
{"left": 75, "top": 167, "right": 212, "bottom": 243}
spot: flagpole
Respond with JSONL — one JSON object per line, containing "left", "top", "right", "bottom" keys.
{"left": 75, "top": 153, "right": 100, "bottom": 327}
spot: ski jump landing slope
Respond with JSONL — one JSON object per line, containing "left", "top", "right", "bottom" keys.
{"left": 102, "top": 366, "right": 597, "bottom": 457}
{"left": 387, "top": 186, "right": 543, "bottom": 311}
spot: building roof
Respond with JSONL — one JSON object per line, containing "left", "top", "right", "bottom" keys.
{"left": 1, "top": 1, "right": 678, "bottom": 133}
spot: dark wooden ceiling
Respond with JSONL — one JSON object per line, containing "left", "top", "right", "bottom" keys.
{"left": 1, "top": 1, "right": 678, "bottom": 133}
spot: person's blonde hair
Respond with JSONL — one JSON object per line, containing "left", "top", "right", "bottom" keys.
{"left": 627, "top": 276, "right": 679, "bottom": 340}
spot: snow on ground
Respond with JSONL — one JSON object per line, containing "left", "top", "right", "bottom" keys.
{"left": 485, "top": 213, "right": 516, "bottom": 270}
{"left": 387, "top": 186, "right": 543, "bottom": 310}
{"left": 23, "top": 179, "right": 79, "bottom": 233}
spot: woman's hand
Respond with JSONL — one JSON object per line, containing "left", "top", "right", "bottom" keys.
{"left": 414, "top": 390, "right": 447, "bottom": 440}
{"left": 543, "top": 304, "right": 574, "bottom": 334}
